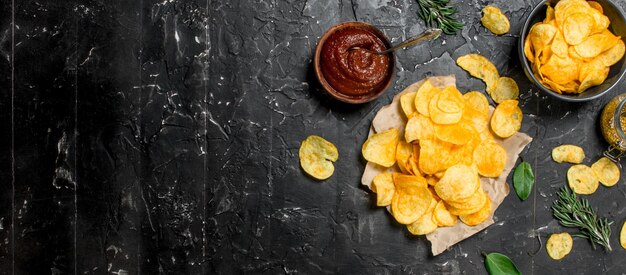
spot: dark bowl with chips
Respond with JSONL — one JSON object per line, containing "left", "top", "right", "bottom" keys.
{"left": 518, "top": 0, "right": 626, "bottom": 102}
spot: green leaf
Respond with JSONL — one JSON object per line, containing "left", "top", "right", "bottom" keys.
{"left": 484, "top": 252, "right": 521, "bottom": 275}
{"left": 513, "top": 161, "right": 534, "bottom": 201}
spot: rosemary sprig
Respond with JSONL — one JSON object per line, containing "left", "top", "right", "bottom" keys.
{"left": 551, "top": 186, "right": 613, "bottom": 251}
{"left": 416, "top": 0, "right": 464, "bottom": 35}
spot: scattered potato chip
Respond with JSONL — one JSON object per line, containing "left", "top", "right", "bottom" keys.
{"left": 546, "top": 232, "right": 573, "bottom": 260}
{"left": 299, "top": 135, "right": 339, "bottom": 180}
{"left": 371, "top": 173, "right": 394, "bottom": 206}
{"left": 434, "top": 121, "right": 477, "bottom": 145}
{"left": 473, "top": 140, "right": 507, "bottom": 178}
{"left": 551, "top": 144, "right": 585, "bottom": 164}
{"left": 481, "top": 6, "right": 510, "bottom": 35}
{"left": 433, "top": 200, "right": 458, "bottom": 227}
{"left": 429, "top": 86, "right": 465, "bottom": 125}
{"left": 591, "top": 157, "right": 620, "bottom": 187}
{"left": 456, "top": 54, "right": 500, "bottom": 94}
{"left": 395, "top": 141, "right": 413, "bottom": 173}
{"left": 414, "top": 80, "right": 439, "bottom": 117}
{"left": 459, "top": 195, "right": 492, "bottom": 226}
{"left": 435, "top": 164, "right": 480, "bottom": 202}
{"left": 491, "top": 100, "right": 522, "bottom": 138}
{"left": 400, "top": 92, "right": 417, "bottom": 118}
{"left": 621, "top": 221, "right": 626, "bottom": 250}
{"left": 567, "top": 164, "right": 599, "bottom": 195}
{"left": 491, "top": 77, "right": 520, "bottom": 103}
{"left": 362, "top": 128, "right": 399, "bottom": 167}
{"left": 391, "top": 185, "right": 432, "bottom": 224}
{"left": 405, "top": 114, "right": 434, "bottom": 143}
{"left": 407, "top": 210, "right": 438, "bottom": 235}
{"left": 393, "top": 173, "right": 428, "bottom": 189}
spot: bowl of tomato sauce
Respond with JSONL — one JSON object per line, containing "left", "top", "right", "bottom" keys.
{"left": 314, "top": 22, "right": 395, "bottom": 104}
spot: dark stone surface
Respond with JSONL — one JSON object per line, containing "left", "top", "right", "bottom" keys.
{"left": 2, "top": 0, "right": 626, "bottom": 274}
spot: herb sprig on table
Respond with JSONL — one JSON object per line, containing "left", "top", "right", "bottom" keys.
{"left": 552, "top": 186, "right": 613, "bottom": 251}
{"left": 416, "top": 0, "right": 464, "bottom": 35}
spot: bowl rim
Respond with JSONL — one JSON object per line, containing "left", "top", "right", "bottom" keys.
{"left": 314, "top": 21, "right": 396, "bottom": 104}
{"left": 518, "top": 0, "right": 626, "bottom": 102}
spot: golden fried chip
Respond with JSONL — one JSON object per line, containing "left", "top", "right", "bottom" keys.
{"left": 393, "top": 172, "right": 428, "bottom": 189}
{"left": 426, "top": 176, "right": 439, "bottom": 187}
{"left": 414, "top": 80, "right": 439, "bottom": 117}
{"left": 491, "top": 100, "right": 522, "bottom": 138}
{"left": 362, "top": 128, "right": 399, "bottom": 168}
{"left": 551, "top": 30, "right": 569, "bottom": 58}
{"left": 529, "top": 23, "right": 558, "bottom": 52}
{"left": 596, "top": 39, "right": 626, "bottom": 67}
{"left": 540, "top": 54, "right": 580, "bottom": 85}
{"left": 562, "top": 12, "right": 594, "bottom": 45}
{"left": 395, "top": 141, "right": 413, "bottom": 173}
{"left": 551, "top": 144, "right": 585, "bottom": 164}
{"left": 546, "top": 233, "right": 573, "bottom": 260}
{"left": 447, "top": 189, "right": 488, "bottom": 216}
{"left": 371, "top": 173, "right": 394, "bottom": 206}
{"left": 589, "top": 9, "right": 610, "bottom": 34}
{"left": 588, "top": 1, "right": 603, "bottom": 13}
{"left": 473, "top": 140, "right": 507, "bottom": 178}
{"left": 400, "top": 92, "right": 417, "bottom": 118}
{"left": 433, "top": 200, "right": 458, "bottom": 227}
{"left": 621, "top": 221, "right": 626, "bottom": 250}
{"left": 407, "top": 210, "right": 438, "bottom": 235}
{"left": 456, "top": 54, "right": 500, "bottom": 94}
{"left": 481, "top": 6, "right": 510, "bottom": 35}
{"left": 567, "top": 164, "right": 599, "bottom": 195}
{"left": 545, "top": 5, "right": 555, "bottom": 23}
{"left": 524, "top": 36, "right": 535, "bottom": 63}
{"left": 429, "top": 86, "right": 465, "bottom": 125}
{"left": 491, "top": 77, "right": 520, "bottom": 103}
{"left": 579, "top": 64, "right": 609, "bottom": 93}
{"left": 459, "top": 196, "right": 492, "bottom": 226}
{"left": 299, "top": 135, "right": 339, "bottom": 180}
{"left": 419, "top": 139, "right": 463, "bottom": 175}
{"left": 405, "top": 113, "right": 434, "bottom": 143}
{"left": 435, "top": 164, "right": 480, "bottom": 202}
{"left": 574, "top": 32, "right": 620, "bottom": 58}
{"left": 391, "top": 185, "right": 432, "bottom": 224}
{"left": 591, "top": 157, "right": 620, "bottom": 187}
{"left": 555, "top": 0, "right": 590, "bottom": 28}
{"left": 463, "top": 91, "right": 490, "bottom": 129}
{"left": 434, "top": 121, "right": 478, "bottom": 145}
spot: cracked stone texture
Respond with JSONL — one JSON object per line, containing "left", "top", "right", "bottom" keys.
{"left": 1, "top": 0, "right": 626, "bottom": 274}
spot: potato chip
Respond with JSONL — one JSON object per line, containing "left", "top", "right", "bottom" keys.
{"left": 406, "top": 157, "right": 422, "bottom": 176}
{"left": 463, "top": 91, "right": 490, "bottom": 124}
{"left": 567, "top": 164, "right": 599, "bottom": 195}
{"left": 491, "top": 77, "right": 520, "bottom": 103}
{"left": 551, "top": 144, "right": 585, "bottom": 164}
{"left": 456, "top": 54, "right": 500, "bottom": 94}
{"left": 597, "top": 39, "right": 626, "bottom": 67}
{"left": 371, "top": 173, "right": 394, "bottom": 206}
{"left": 426, "top": 176, "right": 439, "bottom": 187}
{"left": 574, "top": 32, "right": 620, "bottom": 58}
{"left": 591, "top": 157, "right": 620, "bottom": 187}
{"left": 391, "top": 185, "right": 432, "bottom": 224}
{"left": 435, "top": 164, "right": 480, "bottom": 202}
{"left": 529, "top": 23, "right": 558, "bottom": 52}
{"left": 579, "top": 64, "right": 609, "bottom": 93}
{"left": 419, "top": 139, "right": 463, "bottom": 175}
{"left": 481, "top": 6, "right": 510, "bottom": 35}
{"left": 562, "top": 12, "right": 594, "bottom": 45}
{"left": 414, "top": 80, "right": 439, "bottom": 117}
{"left": 405, "top": 114, "right": 434, "bottom": 143}
{"left": 447, "top": 189, "right": 488, "bottom": 216}
{"left": 407, "top": 210, "right": 438, "bottom": 235}
{"left": 362, "top": 128, "right": 399, "bottom": 167}
{"left": 299, "top": 135, "right": 339, "bottom": 180}
{"left": 546, "top": 233, "right": 573, "bottom": 260}
{"left": 589, "top": 9, "right": 610, "bottom": 34}
{"left": 551, "top": 30, "right": 569, "bottom": 58}
{"left": 540, "top": 54, "right": 580, "bottom": 85}
{"left": 545, "top": 5, "right": 555, "bottom": 23}
{"left": 555, "top": 0, "right": 590, "bottom": 28}
{"left": 433, "top": 200, "right": 458, "bottom": 227}
{"left": 459, "top": 196, "right": 492, "bottom": 226}
{"left": 434, "top": 121, "right": 477, "bottom": 145}
{"left": 429, "top": 86, "right": 465, "bottom": 125}
{"left": 473, "top": 140, "right": 507, "bottom": 178}
{"left": 524, "top": 36, "right": 535, "bottom": 63}
{"left": 491, "top": 100, "right": 522, "bottom": 138}
{"left": 621, "top": 221, "right": 626, "bottom": 250}
{"left": 395, "top": 141, "right": 413, "bottom": 173}
{"left": 400, "top": 92, "right": 417, "bottom": 118}
{"left": 393, "top": 172, "right": 428, "bottom": 189}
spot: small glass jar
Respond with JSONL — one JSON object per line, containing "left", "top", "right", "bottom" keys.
{"left": 600, "top": 94, "right": 626, "bottom": 162}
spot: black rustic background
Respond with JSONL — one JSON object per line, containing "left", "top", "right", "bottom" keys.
{"left": 2, "top": 0, "right": 626, "bottom": 274}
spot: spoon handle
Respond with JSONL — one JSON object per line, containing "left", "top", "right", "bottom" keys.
{"left": 379, "top": 28, "right": 442, "bottom": 55}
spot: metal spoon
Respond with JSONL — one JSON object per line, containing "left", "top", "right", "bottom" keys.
{"left": 350, "top": 28, "right": 443, "bottom": 55}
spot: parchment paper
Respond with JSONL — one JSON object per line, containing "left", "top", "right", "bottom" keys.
{"left": 360, "top": 75, "right": 533, "bottom": 256}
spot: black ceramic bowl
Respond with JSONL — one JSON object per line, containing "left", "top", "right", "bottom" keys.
{"left": 519, "top": 0, "right": 626, "bottom": 102}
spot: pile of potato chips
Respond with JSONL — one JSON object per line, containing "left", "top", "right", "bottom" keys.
{"left": 456, "top": 54, "right": 519, "bottom": 104}
{"left": 524, "top": 0, "right": 626, "bottom": 94}
{"left": 362, "top": 80, "right": 523, "bottom": 234}
{"left": 551, "top": 144, "right": 620, "bottom": 194}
